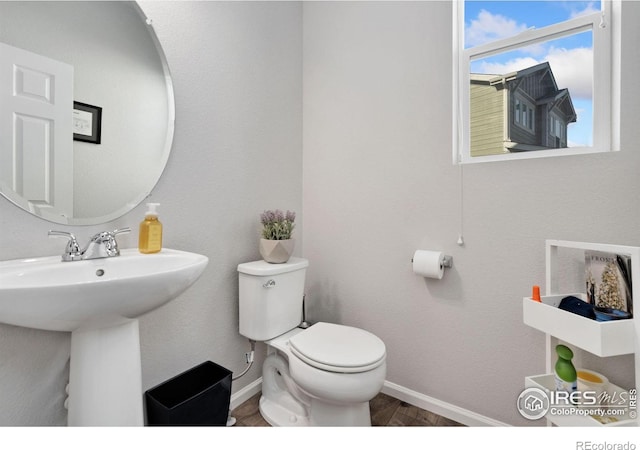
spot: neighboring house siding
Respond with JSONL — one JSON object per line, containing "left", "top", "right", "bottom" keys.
{"left": 515, "top": 71, "right": 553, "bottom": 103}
{"left": 510, "top": 123, "right": 536, "bottom": 146}
{"left": 470, "top": 82, "right": 505, "bottom": 157}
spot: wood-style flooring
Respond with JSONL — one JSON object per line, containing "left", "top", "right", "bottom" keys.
{"left": 231, "top": 392, "right": 464, "bottom": 427}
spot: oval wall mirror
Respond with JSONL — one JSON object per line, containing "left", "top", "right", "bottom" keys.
{"left": 0, "top": 1, "right": 174, "bottom": 225}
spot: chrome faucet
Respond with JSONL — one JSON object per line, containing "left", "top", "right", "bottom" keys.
{"left": 82, "top": 228, "right": 131, "bottom": 260}
{"left": 48, "top": 228, "right": 131, "bottom": 261}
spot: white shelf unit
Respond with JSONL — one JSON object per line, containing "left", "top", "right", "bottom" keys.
{"left": 522, "top": 239, "right": 639, "bottom": 427}
{"left": 523, "top": 293, "right": 635, "bottom": 357}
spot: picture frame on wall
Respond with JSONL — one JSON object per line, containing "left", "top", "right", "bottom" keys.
{"left": 73, "top": 101, "right": 102, "bottom": 144}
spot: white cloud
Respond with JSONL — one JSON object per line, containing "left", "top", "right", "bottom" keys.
{"left": 545, "top": 46, "right": 593, "bottom": 99}
{"left": 478, "top": 57, "right": 539, "bottom": 75}
{"left": 570, "top": 1, "right": 600, "bottom": 19}
{"left": 465, "top": 9, "right": 529, "bottom": 47}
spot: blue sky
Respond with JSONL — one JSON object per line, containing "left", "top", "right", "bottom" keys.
{"left": 465, "top": 1, "right": 601, "bottom": 147}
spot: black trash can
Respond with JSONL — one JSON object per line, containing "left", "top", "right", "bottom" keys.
{"left": 145, "top": 361, "right": 232, "bottom": 426}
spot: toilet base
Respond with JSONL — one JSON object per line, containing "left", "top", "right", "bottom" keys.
{"left": 259, "top": 394, "right": 372, "bottom": 427}
{"left": 308, "top": 399, "right": 371, "bottom": 426}
{"left": 260, "top": 395, "right": 310, "bottom": 427}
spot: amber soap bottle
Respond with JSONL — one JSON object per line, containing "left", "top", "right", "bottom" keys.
{"left": 139, "top": 202, "right": 162, "bottom": 254}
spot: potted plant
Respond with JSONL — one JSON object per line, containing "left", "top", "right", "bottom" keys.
{"left": 259, "top": 209, "right": 296, "bottom": 263}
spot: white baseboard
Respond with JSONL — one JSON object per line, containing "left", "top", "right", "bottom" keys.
{"left": 381, "top": 381, "right": 510, "bottom": 427}
{"left": 230, "top": 377, "right": 508, "bottom": 426}
{"left": 230, "top": 377, "right": 263, "bottom": 411}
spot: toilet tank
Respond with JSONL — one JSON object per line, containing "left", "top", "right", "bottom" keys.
{"left": 237, "top": 257, "right": 309, "bottom": 341}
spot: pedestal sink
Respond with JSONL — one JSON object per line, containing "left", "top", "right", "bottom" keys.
{"left": 0, "top": 248, "right": 208, "bottom": 426}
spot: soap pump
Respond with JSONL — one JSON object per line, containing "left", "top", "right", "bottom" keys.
{"left": 139, "top": 202, "right": 162, "bottom": 254}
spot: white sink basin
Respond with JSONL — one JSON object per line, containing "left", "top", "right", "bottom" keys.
{"left": 0, "top": 248, "right": 208, "bottom": 332}
{"left": 0, "top": 248, "right": 208, "bottom": 426}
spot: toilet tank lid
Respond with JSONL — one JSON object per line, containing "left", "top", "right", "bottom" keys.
{"left": 237, "top": 257, "right": 309, "bottom": 276}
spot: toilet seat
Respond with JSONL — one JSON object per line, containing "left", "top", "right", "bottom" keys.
{"left": 288, "top": 322, "right": 386, "bottom": 373}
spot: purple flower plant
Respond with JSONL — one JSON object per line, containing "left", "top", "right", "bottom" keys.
{"left": 260, "top": 209, "right": 296, "bottom": 240}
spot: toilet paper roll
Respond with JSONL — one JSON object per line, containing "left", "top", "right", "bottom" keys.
{"left": 412, "top": 250, "right": 445, "bottom": 279}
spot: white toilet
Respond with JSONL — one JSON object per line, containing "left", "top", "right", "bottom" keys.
{"left": 238, "top": 257, "right": 386, "bottom": 426}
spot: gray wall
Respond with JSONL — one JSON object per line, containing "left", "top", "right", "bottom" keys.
{"left": 302, "top": 1, "right": 639, "bottom": 426}
{"left": 0, "top": 1, "right": 302, "bottom": 426}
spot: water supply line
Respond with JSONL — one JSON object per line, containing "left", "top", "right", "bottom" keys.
{"left": 227, "top": 338, "right": 256, "bottom": 427}
{"left": 232, "top": 339, "right": 256, "bottom": 381}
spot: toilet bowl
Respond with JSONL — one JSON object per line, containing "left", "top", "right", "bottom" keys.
{"left": 237, "top": 258, "right": 387, "bottom": 426}
{"left": 260, "top": 323, "right": 386, "bottom": 426}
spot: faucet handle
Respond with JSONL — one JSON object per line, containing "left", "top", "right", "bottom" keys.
{"left": 48, "top": 230, "right": 82, "bottom": 261}
{"left": 88, "top": 227, "right": 131, "bottom": 243}
{"left": 113, "top": 227, "right": 131, "bottom": 236}
{"left": 101, "top": 227, "right": 131, "bottom": 257}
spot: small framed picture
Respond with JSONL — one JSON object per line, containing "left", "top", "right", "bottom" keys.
{"left": 73, "top": 101, "right": 102, "bottom": 144}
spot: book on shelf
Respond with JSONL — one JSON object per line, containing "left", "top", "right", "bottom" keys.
{"left": 585, "top": 250, "right": 633, "bottom": 318}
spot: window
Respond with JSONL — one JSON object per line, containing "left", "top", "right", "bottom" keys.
{"left": 550, "top": 112, "right": 566, "bottom": 147}
{"left": 453, "top": 1, "right": 620, "bottom": 164}
{"left": 514, "top": 95, "right": 535, "bottom": 133}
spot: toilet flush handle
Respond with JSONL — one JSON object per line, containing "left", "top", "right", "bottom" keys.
{"left": 263, "top": 279, "right": 276, "bottom": 288}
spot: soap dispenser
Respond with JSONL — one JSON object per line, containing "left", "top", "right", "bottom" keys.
{"left": 554, "top": 344, "right": 577, "bottom": 395}
{"left": 139, "top": 202, "right": 162, "bottom": 254}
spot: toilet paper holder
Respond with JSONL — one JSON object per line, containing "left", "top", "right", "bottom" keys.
{"left": 410, "top": 254, "right": 453, "bottom": 269}
{"left": 440, "top": 255, "right": 453, "bottom": 269}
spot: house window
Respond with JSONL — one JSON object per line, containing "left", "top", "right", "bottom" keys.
{"left": 514, "top": 95, "right": 535, "bottom": 133}
{"left": 454, "top": 1, "right": 620, "bottom": 163}
{"left": 550, "top": 112, "right": 566, "bottom": 147}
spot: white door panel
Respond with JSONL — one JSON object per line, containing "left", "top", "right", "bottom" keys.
{"left": 0, "top": 42, "right": 73, "bottom": 220}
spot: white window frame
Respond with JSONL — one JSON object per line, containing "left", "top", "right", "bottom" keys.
{"left": 453, "top": 0, "right": 620, "bottom": 164}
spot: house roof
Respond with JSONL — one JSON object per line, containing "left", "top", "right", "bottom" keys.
{"left": 470, "top": 61, "right": 576, "bottom": 122}
{"left": 537, "top": 88, "right": 577, "bottom": 123}
{"left": 471, "top": 61, "right": 554, "bottom": 86}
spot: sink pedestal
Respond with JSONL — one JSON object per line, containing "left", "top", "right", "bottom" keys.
{"left": 68, "top": 319, "right": 143, "bottom": 426}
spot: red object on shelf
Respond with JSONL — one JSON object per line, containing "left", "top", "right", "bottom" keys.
{"left": 532, "top": 285, "right": 541, "bottom": 302}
